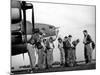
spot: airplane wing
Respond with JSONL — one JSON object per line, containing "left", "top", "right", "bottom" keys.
{"left": 12, "top": 21, "right": 58, "bottom": 56}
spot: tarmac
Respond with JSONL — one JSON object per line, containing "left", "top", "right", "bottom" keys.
{"left": 11, "top": 62, "right": 96, "bottom": 74}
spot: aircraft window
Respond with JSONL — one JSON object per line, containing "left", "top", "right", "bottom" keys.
{"left": 12, "top": 31, "right": 22, "bottom": 35}
{"left": 49, "top": 26, "right": 53, "bottom": 29}
{"left": 41, "top": 28, "right": 46, "bottom": 31}
{"left": 11, "top": 67, "right": 14, "bottom": 69}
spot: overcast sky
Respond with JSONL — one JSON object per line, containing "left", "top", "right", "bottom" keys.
{"left": 12, "top": 1, "right": 96, "bottom": 69}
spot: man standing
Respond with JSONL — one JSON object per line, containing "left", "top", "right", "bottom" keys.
{"left": 58, "top": 37, "right": 65, "bottom": 67}
{"left": 83, "top": 30, "right": 93, "bottom": 64}
{"left": 27, "top": 28, "right": 42, "bottom": 71}
{"left": 63, "top": 36, "right": 69, "bottom": 66}
{"left": 46, "top": 37, "right": 55, "bottom": 68}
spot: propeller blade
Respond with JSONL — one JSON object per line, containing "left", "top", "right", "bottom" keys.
{"left": 22, "top": 53, "right": 25, "bottom": 61}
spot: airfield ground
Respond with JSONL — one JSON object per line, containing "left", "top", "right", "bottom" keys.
{"left": 11, "top": 62, "right": 96, "bottom": 74}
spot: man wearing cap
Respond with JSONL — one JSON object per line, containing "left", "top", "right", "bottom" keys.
{"left": 63, "top": 36, "right": 68, "bottom": 66}
{"left": 83, "top": 30, "right": 93, "bottom": 64}
{"left": 27, "top": 28, "right": 43, "bottom": 71}
{"left": 58, "top": 37, "right": 65, "bottom": 66}
{"left": 65, "top": 35, "right": 74, "bottom": 66}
